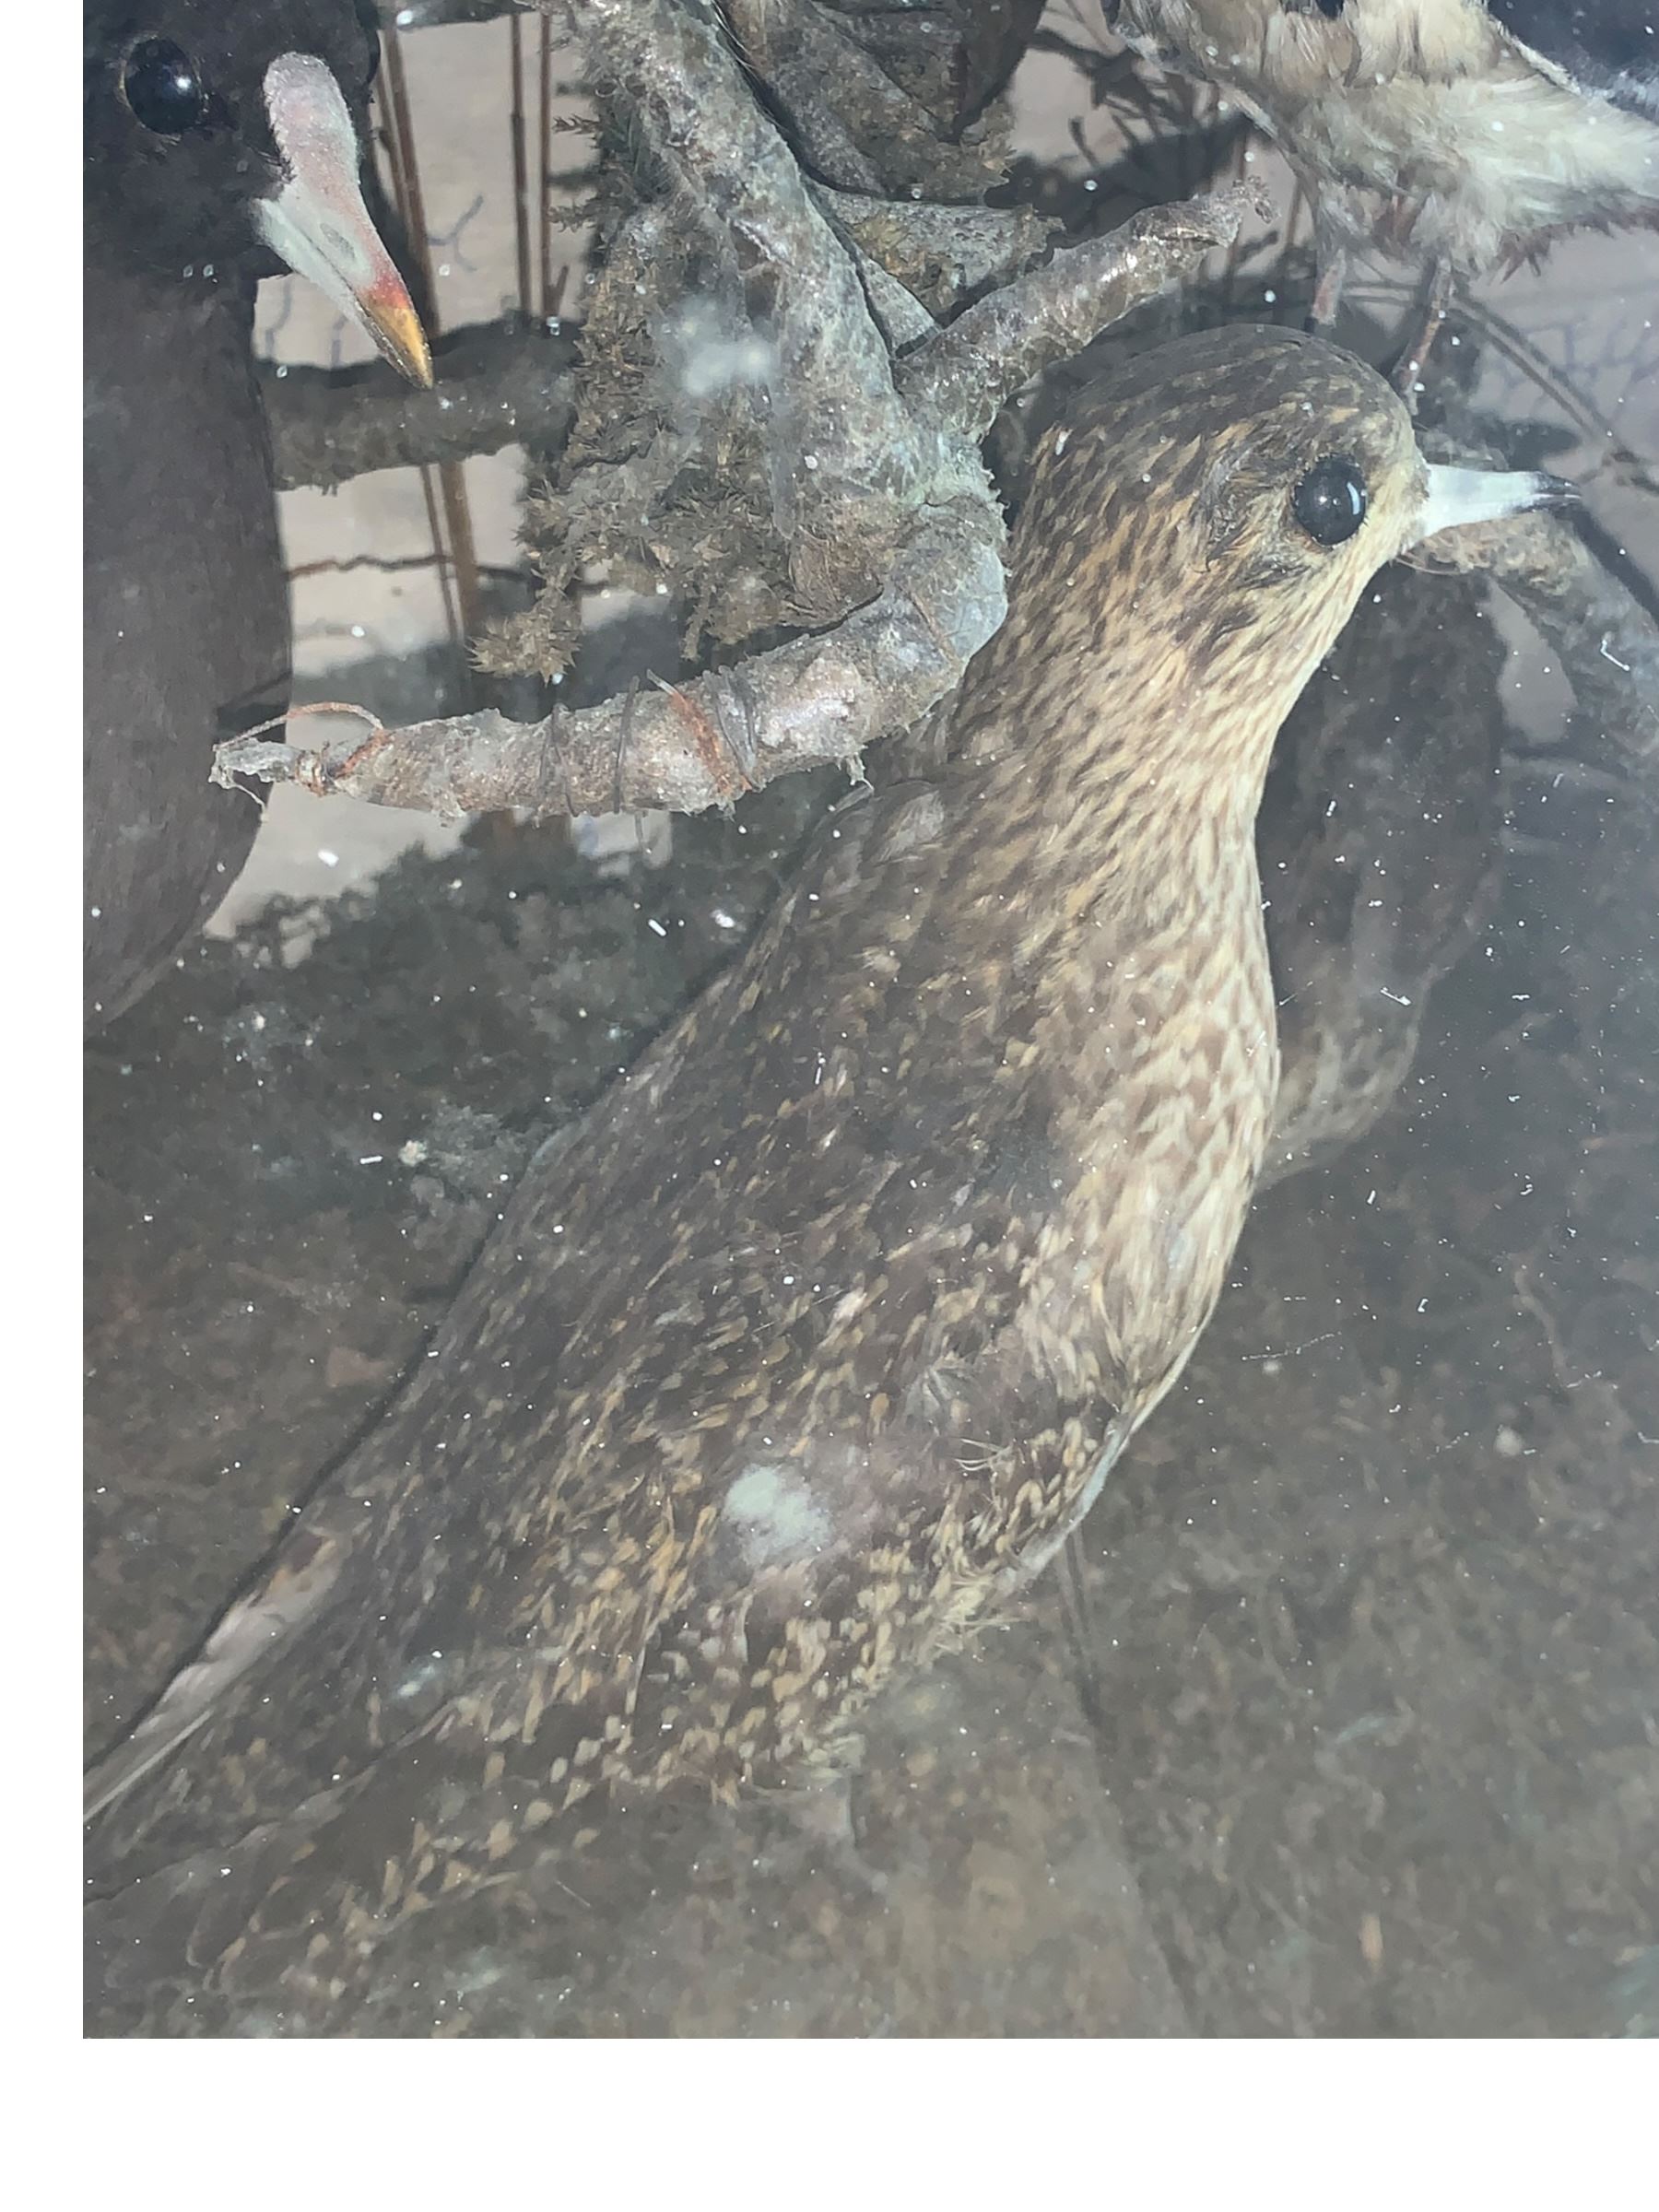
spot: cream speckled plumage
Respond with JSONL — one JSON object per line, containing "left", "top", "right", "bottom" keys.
{"left": 1110, "top": 2, "right": 1659, "bottom": 331}
{"left": 83, "top": 324, "right": 1567, "bottom": 2034}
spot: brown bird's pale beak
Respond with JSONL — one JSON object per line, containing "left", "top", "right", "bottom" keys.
{"left": 1411, "top": 464, "right": 1579, "bottom": 547}
{"left": 253, "top": 52, "right": 433, "bottom": 388}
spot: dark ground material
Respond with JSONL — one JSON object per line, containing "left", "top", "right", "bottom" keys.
{"left": 85, "top": 600, "right": 1658, "bottom": 2036}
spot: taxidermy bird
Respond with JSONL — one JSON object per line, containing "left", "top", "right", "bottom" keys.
{"left": 1254, "top": 556, "right": 1511, "bottom": 1182}
{"left": 84, "top": 1, "right": 432, "bottom": 1030}
{"left": 1107, "top": 3, "right": 1659, "bottom": 357}
{"left": 84, "top": 325, "right": 1570, "bottom": 2034}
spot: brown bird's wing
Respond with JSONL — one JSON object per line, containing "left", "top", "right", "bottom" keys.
{"left": 85, "top": 772, "right": 1074, "bottom": 1875}
{"left": 83, "top": 1521, "right": 350, "bottom": 1828}
{"left": 88, "top": 766, "right": 1131, "bottom": 2027}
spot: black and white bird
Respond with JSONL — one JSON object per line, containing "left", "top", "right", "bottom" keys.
{"left": 1108, "top": 3, "right": 1659, "bottom": 356}
{"left": 84, "top": 2, "right": 432, "bottom": 1030}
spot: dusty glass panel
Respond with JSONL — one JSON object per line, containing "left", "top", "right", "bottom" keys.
{"left": 86, "top": 0, "right": 1658, "bottom": 2038}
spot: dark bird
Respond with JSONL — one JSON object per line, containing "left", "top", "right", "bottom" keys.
{"left": 84, "top": 1, "right": 432, "bottom": 1030}
{"left": 84, "top": 325, "right": 1569, "bottom": 2034}
{"left": 1254, "top": 556, "right": 1510, "bottom": 1182}
{"left": 1107, "top": 3, "right": 1659, "bottom": 359}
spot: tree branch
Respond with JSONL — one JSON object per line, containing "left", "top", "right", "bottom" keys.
{"left": 263, "top": 323, "right": 577, "bottom": 491}
{"left": 578, "top": 0, "right": 930, "bottom": 609}
{"left": 219, "top": 497, "right": 1004, "bottom": 814}
{"left": 719, "top": 0, "right": 1016, "bottom": 200}
{"left": 898, "top": 192, "right": 1268, "bottom": 440}
{"left": 813, "top": 188, "right": 1049, "bottom": 319}
{"left": 218, "top": 181, "right": 1260, "bottom": 819}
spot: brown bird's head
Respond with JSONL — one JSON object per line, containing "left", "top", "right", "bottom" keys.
{"left": 957, "top": 324, "right": 1571, "bottom": 818}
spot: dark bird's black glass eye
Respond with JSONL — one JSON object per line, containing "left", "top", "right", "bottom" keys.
{"left": 1292, "top": 455, "right": 1368, "bottom": 547}
{"left": 122, "top": 40, "right": 209, "bottom": 136}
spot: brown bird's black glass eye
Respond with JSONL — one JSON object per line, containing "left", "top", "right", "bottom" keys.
{"left": 1292, "top": 455, "right": 1368, "bottom": 547}
{"left": 122, "top": 40, "right": 210, "bottom": 136}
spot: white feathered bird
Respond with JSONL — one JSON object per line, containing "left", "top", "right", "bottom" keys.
{"left": 1108, "top": 2, "right": 1659, "bottom": 359}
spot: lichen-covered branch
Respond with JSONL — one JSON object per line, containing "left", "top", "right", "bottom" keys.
{"left": 263, "top": 323, "right": 577, "bottom": 491}
{"left": 217, "top": 496, "right": 1005, "bottom": 815}
{"left": 578, "top": 0, "right": 928, "bottom": 609}
{"left": 720, "top": 0, "right": 1018, "bottom": 200}
{"left": 218, "top": 177, "right": 1256, "bottom": 820}
{"left": 813, "top": 189, "right": 1049, "bottom": 319}
{"left": 899, "top": 187, "right": 1271, "bottom": 439}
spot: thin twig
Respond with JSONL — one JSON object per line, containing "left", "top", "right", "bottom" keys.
{"left": 1410, "top": 427, "right": 1659, "bottom": 780}
{"left": 375, "top": 50, "right": 463, "bottom": 657}
{"left": 288, "top": 556, "right": 528, "bottom": 585}
{"left": 509, "top": 13, "right": 533, "bottom": 314}
{"left": 1346, "top": 283, "right": 1658, "bottom": 493}
{"left": 384, "top": 26, "right": 485, "bottom": 646}
{"left": 537, "top": 10, "right": 555, "bottom": 321}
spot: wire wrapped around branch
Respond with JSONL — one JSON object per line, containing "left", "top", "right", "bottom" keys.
{"left": 218, "top": 496, "right": 1006, "bottom": 814}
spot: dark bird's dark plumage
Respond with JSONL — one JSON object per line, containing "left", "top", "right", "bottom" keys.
{"left": 1109, "top": 3, "right": 1659, "bottom": 342}
{"left": 84, "top": 1, "right": 430, "bottom": 1030}
{"left": 83, "top": 327, "right": 1568, "bottom": 2034}
{"left": 1255, "top": 556, "right": 1511, "bottom": 1182}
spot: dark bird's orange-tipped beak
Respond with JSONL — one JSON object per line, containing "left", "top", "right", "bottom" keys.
{"left": 345, "top": 271, "right": 433, "bottom": 393}
{"left": 253, "top": 52, "right": 433, "bottom": 389}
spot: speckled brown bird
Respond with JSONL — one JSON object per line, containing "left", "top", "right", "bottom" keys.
{"left": 1107, "top": 3, "right": 1659, "bottom": 359}
{"left": 83, "top": 324, "right": 1569, "bottom": 2034}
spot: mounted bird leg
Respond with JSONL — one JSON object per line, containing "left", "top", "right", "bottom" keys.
{"left": 1389, "top": 255, "right": 1456, "bottom": 407}
{"left": 1303, "top": 202, "right": 1350, "bottom": 335}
